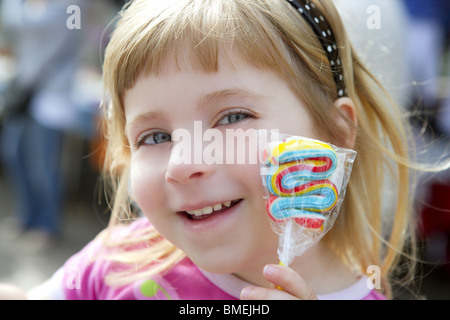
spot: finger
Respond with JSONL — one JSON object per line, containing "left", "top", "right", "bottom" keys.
{"left": 240, "top": 285, "right": 298, "bottom": 300}
{"left": 263, "top": 264, "right": 318, "bottom": 300}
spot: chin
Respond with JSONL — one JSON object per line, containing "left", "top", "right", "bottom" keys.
{"left": 187, "top": 250, "right": 245, "bottom": 274}
{"left": 187, "top": 243, "right": 278, "bottom": 276}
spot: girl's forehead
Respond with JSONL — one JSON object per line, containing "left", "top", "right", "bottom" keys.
{"left": 126, "top": 48, "right": 280, "bottom": 107}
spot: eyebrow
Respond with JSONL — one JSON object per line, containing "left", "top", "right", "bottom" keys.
{"left": 125, "top": 110, "right": 168, "bottom": 136}
{"left": 198, "top": 88, "right": 266, "bottom": 110}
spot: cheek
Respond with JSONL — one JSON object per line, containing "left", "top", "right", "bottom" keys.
{"left": 236, "top": 162, "right": 279, "bottom": 252}
{"left": 231, "top": 161, "right": 265, "bottom": 195}
{"left": 231, "top": 162, "right": 271, "bottom": 228}
{"left": 129, "top": 157, "right": 167, "bottom": 219}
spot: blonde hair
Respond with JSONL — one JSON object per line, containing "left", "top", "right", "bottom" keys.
{"left": 100, "top": 0, "right": 429, "bottom": 296}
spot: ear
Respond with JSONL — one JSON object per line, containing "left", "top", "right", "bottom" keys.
{"left": 333, "top": 97, "right": 357, "bottom": 149}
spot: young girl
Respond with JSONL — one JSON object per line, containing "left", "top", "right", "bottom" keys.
{"left": 14, "top": 0, "right": 439, "bottom": 300}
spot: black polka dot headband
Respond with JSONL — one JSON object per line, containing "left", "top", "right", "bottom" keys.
{"left": 286, "top": 0, "right": 346, "bottom": 98}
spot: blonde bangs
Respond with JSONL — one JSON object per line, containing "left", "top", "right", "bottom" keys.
{"left": 103, "top": 0, "right": 338, "bottom": 107}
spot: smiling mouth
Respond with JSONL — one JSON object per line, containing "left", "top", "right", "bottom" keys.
{"left": 180, "top": 199, "right": 242, "bottom": 221}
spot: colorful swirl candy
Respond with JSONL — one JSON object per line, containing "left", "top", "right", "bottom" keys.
{"left": 265, "top": 138, "right": 338, "bottom": 230}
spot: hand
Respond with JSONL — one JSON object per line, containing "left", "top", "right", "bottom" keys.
{"left": 240, "top": 264, "right": 318, "bottom": 300}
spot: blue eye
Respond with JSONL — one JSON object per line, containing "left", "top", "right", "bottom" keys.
{"left": 137, "top": 131, "right": 171, "bottom": 146}
{"left": 217, "top": 112, "right": 251, "bottom": 125}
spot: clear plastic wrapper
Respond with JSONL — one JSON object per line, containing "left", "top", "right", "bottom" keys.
{"left": 258, "top": 130, "right": 357, "bottom": 266}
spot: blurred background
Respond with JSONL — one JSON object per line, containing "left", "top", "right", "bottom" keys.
{"left": 0, "top": 0, "right": 448, "bottom": 299}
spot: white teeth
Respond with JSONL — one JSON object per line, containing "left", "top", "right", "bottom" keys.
{"left": 191, "top": 209, "right": 203, "bottom": 216}
{"left": 202, "top": 206, "right": 213, "bottom": 214}
{"left": 186, "top": 201, "right": 235, "bottom": 216}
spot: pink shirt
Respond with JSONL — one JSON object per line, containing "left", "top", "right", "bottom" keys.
{"left": 50, "top": 218, "right": 385, "bottom": 300}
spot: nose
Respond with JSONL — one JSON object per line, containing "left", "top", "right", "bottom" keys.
{"left": 165, "top": 130, "right": 214, "bottom": 185}
{"left": 165, "top": 161, "right": 211, "bottom": 185}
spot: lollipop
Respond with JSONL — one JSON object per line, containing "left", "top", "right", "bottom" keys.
{"left": 258, "top": 132, "right": 357, "bottom": 267}
{"left": 264, "top": 137, "right": 338, "bottom": 231}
